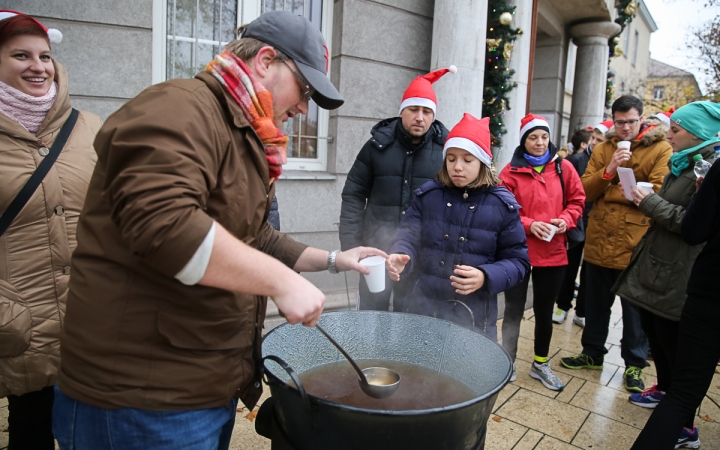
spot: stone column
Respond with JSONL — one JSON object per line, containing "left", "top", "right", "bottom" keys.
{"left": 568, "top": 21, "right": 621, "bottom": 132}
{"left": 494, "top": 0, "right": 533, "bottom": 172}
{"left": 430, "top": 0, "right": 488, "bottom": 129}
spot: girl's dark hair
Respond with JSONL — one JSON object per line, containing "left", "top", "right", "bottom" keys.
{"left": 0, "top": 14, "right": 50, "bottom": 49}
{"left": 437, "top": 156, "right": 498, "bottom": 189}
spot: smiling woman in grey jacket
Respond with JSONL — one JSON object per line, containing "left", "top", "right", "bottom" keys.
{"left": 614, "top": 101, "right": 720, "bottom": 449}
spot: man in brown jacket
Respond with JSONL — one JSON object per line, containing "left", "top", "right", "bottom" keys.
{"left": 561, "top": 95, "right": 672, "bottom": 393}
{"left": 52, "top": 11, "right": 385, "bottom": 449}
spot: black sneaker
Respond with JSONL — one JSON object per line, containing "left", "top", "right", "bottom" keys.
{"left": 624, "top": 366, "right": 645, "bottom": 393}
{"left": 560, "top": 353, "right": 603, "bottom": 370}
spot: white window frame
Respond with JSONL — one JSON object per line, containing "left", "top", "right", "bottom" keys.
{"left": 151, "top": 0, "right": 333, "bottom": 172}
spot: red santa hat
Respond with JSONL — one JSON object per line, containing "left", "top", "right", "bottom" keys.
{"left": 399, "top": 65, "right": 457, "bottom": 115}
{"left": 443, "top": 113, "right": 492, "bottom": 168}
{"left": 520, "top": 113, "right": 550, "bottom": 145}
{"left": 649, "top": 108, "right": 674, "bottom": 128}
{"left": 0, "top": 10, "right": 63, "bottom": 44}
{"left": 594, "top": 119, "right": 614, "bottom": 134}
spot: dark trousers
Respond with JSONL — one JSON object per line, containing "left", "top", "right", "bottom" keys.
{"left": 7, "top": 385, "right": 55, "bottom": 450}
{"left": 632, "top": 296, "right": 720, "bottom": 449}
{"left": 638, "top": 308, "right": 693, "bottom": 429}
{"left": 556, "top": 242, "right": 586, "bottom": 317}
{"left": 358, "top": 274, "right": 411, "bottom": 312}
{"left": 502, "top": 266, "right": 566, "bottom": 361}
{"left": 581, "top": 262, "right": 648, "bottom": 368}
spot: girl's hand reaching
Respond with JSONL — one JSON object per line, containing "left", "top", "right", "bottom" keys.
{"left": 387, "top": 254, "right": 410, "bottom": 281}
{"left": 451, "top": 265, "right": 486, "bottom": 295}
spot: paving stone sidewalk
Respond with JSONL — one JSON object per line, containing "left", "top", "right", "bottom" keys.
{"left": 2, "top": 300, "right": 718, "bottom": 449}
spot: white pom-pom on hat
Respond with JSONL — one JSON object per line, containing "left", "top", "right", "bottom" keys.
{"left": 47, "top": 28, "right": 63, "bottom": 44}
{"left": 448, "top": 65, "right": 457, "bottom": 74}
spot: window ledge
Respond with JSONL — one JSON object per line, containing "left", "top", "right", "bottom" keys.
{"left": 279, "top": 171, "right": 337, "bottom": 181}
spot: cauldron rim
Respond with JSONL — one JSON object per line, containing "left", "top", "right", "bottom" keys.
{"left": 262, "top": 311, "right": 512, "bottom": 416}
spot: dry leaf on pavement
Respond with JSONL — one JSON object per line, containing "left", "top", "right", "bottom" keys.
{"left": 245, "top": 409, "right": 259, "bottom": 421}
{"left": 491, "top": 416, "right": 502, "bottom": 422}
{"left": 700, "top": 414, "right": 715, "bottom": 423}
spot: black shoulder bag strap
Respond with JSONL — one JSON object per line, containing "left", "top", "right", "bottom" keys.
{"left": 555, "top": 158, "right": 566, "bottom": 207}
{"left": 556, "top": 157, "right": 586, "bottom": 248}
{"left": 0, "top": 108, "right": 79, "bottom": 237}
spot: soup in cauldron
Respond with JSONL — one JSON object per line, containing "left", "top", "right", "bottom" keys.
{"left": 299, "top": 359, "right": 475, "bottom": 410}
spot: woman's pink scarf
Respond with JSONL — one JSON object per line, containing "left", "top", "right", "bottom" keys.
{"left": 0, "top": 80, "right": 58, "bottom": 135}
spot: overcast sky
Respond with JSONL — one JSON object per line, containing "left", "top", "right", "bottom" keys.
{"left": 643, "top": 0, "right": 720, "bottom": 90}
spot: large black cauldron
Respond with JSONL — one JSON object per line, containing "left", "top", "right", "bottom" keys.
{"left": 261, "top": 311, "right": 512, "bottom": 450}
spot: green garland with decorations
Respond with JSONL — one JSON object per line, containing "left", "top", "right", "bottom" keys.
{"left": 606, "top": 0, "right": 638, "bottom": 108}
{"left": 483, "top": 0, "right": 523, "bottom": 153}
{"left": 605, "top": 70, "right": 616, "bottom": 108}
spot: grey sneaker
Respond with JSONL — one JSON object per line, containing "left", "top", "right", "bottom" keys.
{"left": 510, "top": 363, "right": 517, "bottom": 382}
{"left": 552, "top": 309, "right": 567, "bottom": 324}
{"left": 530, "top": 361, "right": 565, "bottom": 391}
{"left": 573, "top": 315, "right": 585, "bottom": 328}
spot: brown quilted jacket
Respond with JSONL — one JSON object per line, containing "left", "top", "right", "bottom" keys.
{"left": 0, "top": 61, "right": 100, "bottom": 396}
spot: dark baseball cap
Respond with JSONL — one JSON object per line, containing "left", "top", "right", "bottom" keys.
{"left": 243, "top": 11, "right": 344, "bottom": 110}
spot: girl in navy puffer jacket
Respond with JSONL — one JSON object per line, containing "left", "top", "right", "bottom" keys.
{"left": 387, "top": 114, "right": 530, "bottom": 340}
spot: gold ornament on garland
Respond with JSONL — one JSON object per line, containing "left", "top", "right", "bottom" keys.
{"left": 499, "top": 12, "right": 513, "bottom": 26}
{"left": 503, "top": 42, "right": 514, "bottom": 60}
{"left": 624, "top": 0, "right": 638, "bottom": 16}
{"left": 613, "top": 45, "right": 623, "bottom": 58}
{"left": 486, "top": 38, "right": 503, "bottom": 52}
{"left": 500, "top": 99, "right": 506, "bottom": 111}
{"left": 487, "top": 96, "right": 496, "bottom": 105}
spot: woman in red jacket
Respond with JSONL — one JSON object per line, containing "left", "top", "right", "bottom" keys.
{"left": 499, "top": 114, "right": 585, "bottom": 391}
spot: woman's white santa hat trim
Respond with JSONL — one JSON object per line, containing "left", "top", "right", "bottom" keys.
{"left": 519, "top": 114, "right": 550, "bottom": 140}
{"left": 443, "top": 113, "right": 493, "bottom": 168}
{"left": 398, "top": 65, "right": 457, "bottom": 115}
{"left": 0, "top": 10, "right": 63, "bottom": 43}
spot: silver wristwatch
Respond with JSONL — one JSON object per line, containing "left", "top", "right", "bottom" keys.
{"left": 327, "top": 250, "right": 340, "bottom": 274}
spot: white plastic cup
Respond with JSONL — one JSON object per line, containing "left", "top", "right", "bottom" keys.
{"left": 617, "top": 141, "right": 631, "bottom": 151}
{"left": 636, "top": 182, "right": 654, "bottom": 194}
{"left": 360, "top": 256, "right": 386, "bottom": 293}
{"left": 542, "top": 224, "right": 559, "bottom": 242}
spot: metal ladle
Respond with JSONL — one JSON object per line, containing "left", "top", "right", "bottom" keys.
{"left": 315, "top": 324, "right": 400, "bottom": 399}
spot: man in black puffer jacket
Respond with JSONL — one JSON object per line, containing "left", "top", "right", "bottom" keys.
{"left": 340, "top": 66, "right": 456, "bottom": 311}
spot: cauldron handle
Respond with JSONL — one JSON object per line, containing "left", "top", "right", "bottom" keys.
{"left": 262, "top": 355, "right": 311, "bottom": 410}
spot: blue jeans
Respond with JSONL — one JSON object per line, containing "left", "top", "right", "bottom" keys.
{"left": 53, "top": 386, "right": 237, "bottom": 450}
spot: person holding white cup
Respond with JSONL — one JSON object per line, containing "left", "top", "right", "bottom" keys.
{"left": 560, "top": 95, "right": 672, "bottom": 394}
{"left": 386, "top": 114, "right": 530, "bottom": 340}
{"left": 614, "top": 101, "right": 720, "bottom": 449}
{"left": 499, "top": 114, "right": 586, "bottom": 391}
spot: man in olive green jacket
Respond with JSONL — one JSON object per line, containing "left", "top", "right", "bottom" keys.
{"left": 613, "top": 151, "right": 712, "bottom": 320}
{"left": 561, "top": 96, "right": 672, "bottom": 393}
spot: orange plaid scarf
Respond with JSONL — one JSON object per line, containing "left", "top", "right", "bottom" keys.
{"left": 206, "top": 51, "right": 288, "bottom": 184}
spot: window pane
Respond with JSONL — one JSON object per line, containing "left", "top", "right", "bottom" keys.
{"left": 167, "top": 0, "right": 238, "bottom": 80}
{"left": 171, "top": 40, "right": 196, "bottom": 79}
{"left": 198, "top": 0, "right": 218, "bottom": 40}
{"left": 303, "top": 100, "right": 318, "bottom": 137}
{"left": 222, "top": 0, "right": 238, "bottom": 42}
{"left": 196, "top": 43, "right": 218, "bottom": 73}
{"left": 299, "top": 138, "right": 318, "bottom": 159}
{"left": 174, "top": 0, "right": 196, "bottom": 38}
